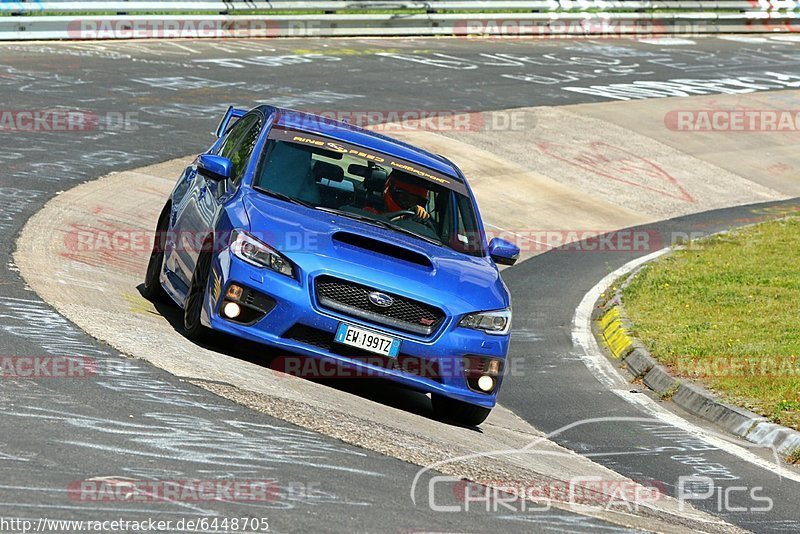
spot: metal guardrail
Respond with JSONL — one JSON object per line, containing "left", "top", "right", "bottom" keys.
{"left": 3, "top": 1, "right": 800, "bottom": 13}
{"left": 0, "top": 1, "right": 798, "bottom": 40}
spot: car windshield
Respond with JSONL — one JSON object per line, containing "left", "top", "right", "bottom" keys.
{"left": 253, "top": 129, "right": 485, "bottom": 256}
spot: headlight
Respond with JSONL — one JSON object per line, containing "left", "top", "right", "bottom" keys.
{"left": 459, "top": 308, "right": 511, "bottom": 335}
{"left": 230, "top": 230, "right": 293, "bottom": 278}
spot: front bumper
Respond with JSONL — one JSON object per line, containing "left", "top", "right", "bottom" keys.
{"left": 203, "top": 253, "right": 509, "bottom": 408}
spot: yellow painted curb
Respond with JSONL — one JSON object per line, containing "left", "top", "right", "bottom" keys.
{"left": 600, "top": 307, "right": 633, "bottom": 360}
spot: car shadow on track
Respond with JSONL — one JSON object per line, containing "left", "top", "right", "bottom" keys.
{"left": 138, "top": 284, "right": 483, "bottom": 431}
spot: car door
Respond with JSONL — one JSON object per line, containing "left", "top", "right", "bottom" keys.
{"left": 168, "top": 112, "right": 263, "bottom": 293}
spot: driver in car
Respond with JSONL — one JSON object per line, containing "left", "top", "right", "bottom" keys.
{"left": 366, "top": 171, "right": 430, "bottom": 221}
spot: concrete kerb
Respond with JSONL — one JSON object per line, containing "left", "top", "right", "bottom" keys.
{"left": 593, "top": 246, "right": 800, "bottom": 462}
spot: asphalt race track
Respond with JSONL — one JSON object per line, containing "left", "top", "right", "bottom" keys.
{"left": 2, "top": 36, "right": 800, "bottom": 532}
{"left": 502, "top": 199, "right": 800, "bottom": 533}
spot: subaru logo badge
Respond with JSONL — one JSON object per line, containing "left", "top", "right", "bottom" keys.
{"left": 368, "top": 292, "right": 393, "bottom": 308}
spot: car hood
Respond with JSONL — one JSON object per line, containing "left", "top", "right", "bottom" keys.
{"left": 242, "top": 193, "right": 509, "bottom": 314}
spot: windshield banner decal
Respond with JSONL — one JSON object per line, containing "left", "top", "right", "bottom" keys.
{"left": 268, "top": 127, "right": 468, "bottom": 195}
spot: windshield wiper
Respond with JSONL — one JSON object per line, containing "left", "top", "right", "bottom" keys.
{"left": 252, "top": 186, "right": 315, "bottom": 209}
{"left": 315, "top": 207, "right": 443, "bottom": 247}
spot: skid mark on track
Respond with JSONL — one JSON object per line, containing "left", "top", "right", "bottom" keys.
{"left": 536, "top": 141, "right": 696, "bottom": 203}
{"left": 61, "top": 220, "right": 149, "bottom": 274}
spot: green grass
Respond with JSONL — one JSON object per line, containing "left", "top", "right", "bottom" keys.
{"left": 623, "top": 217, "right": 800, "bottom": 431}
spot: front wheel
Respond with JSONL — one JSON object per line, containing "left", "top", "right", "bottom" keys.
{"left": 142, "top": 207, "right": 169, "bottom": 303}
{"left": 431, "top": 394, "right": 491, "bottom": 427}
{"left": 184, "top": 248, "right": 213, "bottom": 342}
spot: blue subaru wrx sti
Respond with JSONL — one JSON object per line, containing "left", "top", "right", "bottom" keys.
{"left": 143, "top": 105, "right": 520, "bottom": 426}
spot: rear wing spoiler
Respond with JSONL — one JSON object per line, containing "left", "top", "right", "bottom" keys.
{"left": 214, "top": 106, "right": 248, "bottom": 138}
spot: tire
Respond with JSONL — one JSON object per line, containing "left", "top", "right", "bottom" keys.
{"left": 183, "top": 247, "right": 213, "bottom": 342}
{"left": 142, "top": 207, "right": 170, "bottom": 303}
{"left": 431, "top": 394, "right": 491, "bottom": 427}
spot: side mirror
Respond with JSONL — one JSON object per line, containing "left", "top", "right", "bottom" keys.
{"left": 197, "top": 154, "right": 232, "bottom": 182}
{"left": 488, "top": 238, "right": 520, "bottom": 266}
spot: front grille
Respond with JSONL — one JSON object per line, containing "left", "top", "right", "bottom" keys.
{"left": 314, "top": 276, "right": 445, "bottom": 336}
{"left": 283, "top": 324, "right": 442, "bottom": 381}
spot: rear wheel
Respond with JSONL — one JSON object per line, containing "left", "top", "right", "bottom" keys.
{"left": 431, "top": 394, "right": 491, "bottom": 427}
{"left": 142, "top": 207, "right": 169, "bottom": 303}
{"left": 184, "top": 247, "right": 213, "bottom": 342}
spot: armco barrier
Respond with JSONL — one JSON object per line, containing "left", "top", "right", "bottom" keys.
{"left": 0, "top": 1, "right": 798, "bottom": 40}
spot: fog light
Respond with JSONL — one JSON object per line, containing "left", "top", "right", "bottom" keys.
{"left": 223, "top": 301, "right": 241, "bottom": 319}
{"left": 226, "top": 284, "right": 243, "bottom": 300}
{"left": 477, "top": 375, "right": 495, "bottom": 392}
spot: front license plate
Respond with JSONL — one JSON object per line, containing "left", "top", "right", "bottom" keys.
{"left": 335, "top": 323, "right": 401, "bottom": 358}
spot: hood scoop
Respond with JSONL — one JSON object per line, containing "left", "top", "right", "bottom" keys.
{"left": 332, "top": 232, "right": 433, "bottom": 269}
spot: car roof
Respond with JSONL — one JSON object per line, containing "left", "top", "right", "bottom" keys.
{"left": 260, "top": 106, "right": 464, "bottom": 182}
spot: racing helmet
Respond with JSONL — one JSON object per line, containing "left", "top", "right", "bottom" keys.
{"left": 384, "top": 172, "right": 428, "bottom": 212}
